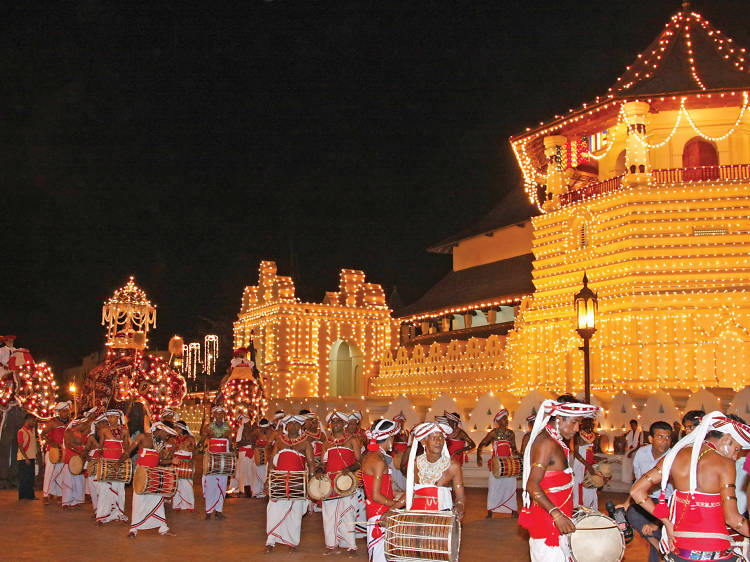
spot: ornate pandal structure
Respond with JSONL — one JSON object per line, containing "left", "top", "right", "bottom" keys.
{"left": 101, "top": 276, "right": 157, "bottom": 351}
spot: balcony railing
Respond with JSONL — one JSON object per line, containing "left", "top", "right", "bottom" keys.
{"left": 559, "top": 164, "right": 750, "bottom": 207}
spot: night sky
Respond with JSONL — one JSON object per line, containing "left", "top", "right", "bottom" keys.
{"left": 3, "top": 1, "right": 749, "bottom": 373}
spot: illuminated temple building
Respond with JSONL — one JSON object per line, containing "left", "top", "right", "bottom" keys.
{"left": 375, "top": 4, "right": 750, "bottom": 400}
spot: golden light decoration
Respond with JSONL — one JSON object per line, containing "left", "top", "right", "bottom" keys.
{"left": 184, "top": 342, "right": 201, "bottom": 380}
{"left": 204, "top": 335, "right": 218, "bottom": 375}
{"left": 101, "top": 276, "right": 156, "bottom": 350}
{"left": 15, "top": 362, "right": 59, "bottom": 420}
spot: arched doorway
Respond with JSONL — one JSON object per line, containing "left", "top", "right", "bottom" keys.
{"left": 329, "top": 340, "right": 363, "bottom": 397}
{"left": 683, "top": 137, "right": 719, "bottom": 180}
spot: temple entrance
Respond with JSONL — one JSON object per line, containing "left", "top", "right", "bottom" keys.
{"left": 329, "top": 340, "right": 363, "bottom": 397}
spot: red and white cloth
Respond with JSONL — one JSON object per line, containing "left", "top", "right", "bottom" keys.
{"left": 203, "top": 438, "right": 229, "bottom": 514}
{"left": 172, "top": 450, "right": 194, "bottom": 511}
{"left": 266, "top": 449, "right": 308, "bottom": 547}
{"left": 130, "top": 448, "right": 168, "bottom": 535}
{"left": 97, "top": 440, "right": 127, "bottom": 523}
{"left": 405, "top": 421, "right": 452, "bottom": 510}
{"left": 488, "top": 439, "right": 518, "bottom": 514}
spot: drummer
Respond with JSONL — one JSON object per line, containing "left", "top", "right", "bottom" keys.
{"left": 96, "top": 409, "right": 131, "bottom": 524}
{"left": 41, "top": 401, "right": 71, "bottom": 504}
{"left": 572, "top": 418, "right": 599, "bottom": 509}
{"left": 265, "top": 415, "right": 315, "bottom": 552}
{"left": 390, "top": 413, "right": 409, "bottom": 493}
{"left": 519, "top": 396, "right": 600, "bottom": 562}
{"left": 169, "top": 420, "right": 195, "bottom": 511}
{"left": 345, "top": 411, "right": 369, "bottom": 538}
{"left": 346, "top": 411, "right": 366, "bottom": 452}
{"left": 477, "top": 409, "right": 519, "bottom": 518}
{"left": 251, "top": 418, "right": 274, "bottom": 499}
{"left": 124, "top": 421, "right": 177, "bottom": 537}
{"left": 362, "top": 419, "right": 406, "bottom": 562}
{"left": 83, "top": 417, "right": 104, "bottom": 514}
{"left": 234, "top": 413, "right": 255, "bottom": 498}
{"left": 201, "top": 406, "right": 231, "bottom": 520}
{"left": 318, "top": 410, "right": 362, "bottom": 554}
{"left": 631, "top": 412, "right": 750, "bottom": 562}
{"left": 403, "top": 420, "right": 466, "bottom": 518}
{"left": 304, "top": 412, "right": 326, "bottom": 464}
{"left": 440, "top": 412, "right": 476, "bottom": 465}
{"left": 62, "top": 413, "right": 94, "bottom": 509}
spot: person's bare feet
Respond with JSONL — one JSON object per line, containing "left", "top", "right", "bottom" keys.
{"left": 322, "top": 547, "right": 337, "bottom": 556}
{"left": 160, "top": 530, "right": 176, "bottom": 537}
{"left": 128, "top": 532, "right": 136, "bottom": 539}
{"left": 264, "top": 545, "right": 275, "bottom": 553}
{"left": 214, "top": 512, "right": 226, "bottom": 520}
{"left": 486, "top": 511, "right": 493, "bottom": 519}
{"left": 288, "top": 546, "right": 297, "bottom": 554}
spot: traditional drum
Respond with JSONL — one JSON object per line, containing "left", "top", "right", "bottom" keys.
{"left": 254, "top": 447, "right": 266, "bottom": 467}
{"left": 583, "top": 463, "right": 612, "bottom": 489}
{"left": 563, "top": 510, "right": 625, "bottom": 562}
{"left": 203, "top": 452, "right": 236, "bottom": 476}
{"left": 308, "top": 474, "right": 332, "bottom": 501}
{"left": 48, "top": 446, "right": 62, "bottom": 464}
{"left": 96, "top": 458, "right": 133, "bottom": 483}
{"left": 68, "top": 455, "right": 84, "bottom": 476}
{"left": 132, "top": 466, "right": 178, "bottom": 496}
{"left": 269, "top": 469, "right": 307, "bottom": 500}
{"left": 491, "top": 456, "right": 522, "bottom": 478}
{"left": 333, "top": 471, "right": 358, "bottom": 496}
{"left": 174, "top": 461, "right": 194, "bottom": 480}
{"left": 383, "top": 509, "right": 461, "bottom": 562}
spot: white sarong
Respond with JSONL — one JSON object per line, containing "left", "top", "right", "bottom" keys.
{"left": 367, "top": 515, "right": 387, "bottom": 562}
{"left": 266, "top": 498, "right": 308, "bottom": 547}
{"left": 96, "top": 481, "right": 127, "bottom": 523}
{"left": 487, "top": 473, "right": 518, "bottom": 513}
{"left": 202, "top": 474, "right": 227, "bottom": 514}
{"left": 572, "top": 445, "right": 598, "bottom": 509}
{"left": 236, "top": 452, "right": 255, "bottom": 493}
{"left": 252, "top": 464, "right": 267, "bottom": 498}
{"left": 529, "top": 538, "right": 568, "bottom": 562}
{"left": 354, "top": 488, "right": 367, "bottom": 538}
{"left": 86, "top": 475, "right": 100, "bottom": 509}
{"left": 322, "top": 495, "right": 357, "bottom": 550}
{"left": 43, "top": 453, "right": 64, "bottom": 498}
{"left": 174, "top": 478, "right": 195, "bottom": 510}
{"left": 130, "top": 492, "right": 168, "bottom": 535}
{"left": 61, "top": 466, "right": 85, "bottom": 507}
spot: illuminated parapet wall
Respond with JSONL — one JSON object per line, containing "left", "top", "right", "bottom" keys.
{"left": 233, "top": 261, "right": 393, "bottom": 399}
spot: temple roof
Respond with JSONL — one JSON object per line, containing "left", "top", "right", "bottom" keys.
{"left": 428, "top": 188, "right": 537, "bottom": 254}
{"left": 609, "top": 6, "right": 750, "bottom": 97}
{"left": 397, "top": 253, "right": 534, "bottom": 319}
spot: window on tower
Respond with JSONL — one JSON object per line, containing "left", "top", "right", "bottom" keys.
{"left": 682, "top": 137, "right": 719, "bottom": 181}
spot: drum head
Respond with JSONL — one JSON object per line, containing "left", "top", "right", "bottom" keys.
{"left": 309, "top": 475, "right": 332, "bottom": 500}
{"left": 133, "top": 466, "right": 147, "bottom": 494}
{"left": 334, "top": 472, "right": 356, "bottom": 496}
{"left": 48, "top": 447, "right": 61, "bottom": 464}
{"left": 69, "top": 455, "right": 84, "bottom": 475}
{"left": 568, "top": 513, "right": 625, "bottom": 562}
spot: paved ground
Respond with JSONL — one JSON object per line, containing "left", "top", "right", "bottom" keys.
{"left": 1, "top": 485, "right": 650, "bottom": 561}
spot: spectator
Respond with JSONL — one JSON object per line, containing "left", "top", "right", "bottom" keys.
{"left": 17, "top": 413, "right": 38, "bottom": 500}
{"left": 682, "top": 410, "right": 705, "bottom": 435}
{"left": 671, "top": 421, "right": 682, "bottom": 445}
{"left": 624, "top": 421, "right": 673, "bottom": 562}
{"left": 622, "top": 419, "right": 644, "bottom": 482}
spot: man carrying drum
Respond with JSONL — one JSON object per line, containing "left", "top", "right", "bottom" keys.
{"left": 361, "top": 418, "right": 406, "bottom": 562}
{"left": 265, "top": 415, "right": 315, "bottom": 552}
{"left": 346, "top": 411, "right": 369, "bottom": 539}
{"left": 83, "top": 417, "right": 103, "bottom": 514}
{"left": 390, "top": 413, "right": 409, "bottom": 493}
{"left": 95, "top": 409, "right": 131, "bottom": 524}
{"left": 201, "top": 405, "right": 232, "bottom": 520}
{"left": 519, "top": 396, "right": 600, "bottom": 562}
{"left": 477, "top": 409, "right": 519, "bottom": 518}
{"left": 124, "top": 421, "right": 178, "bottom": 537}
{"left": 41, "top": 401, "right": 71, "bottom": 504}
{"left": 631, "top": 412, "right": 750, "bottom": 562}
{"left": 439, "top": 412, "right": 476, "bottom": 466}
{"left": 251, "top": 418, "right": 274, "bottom": 499}
{"left": 62, "top": 412, "right": 96, "bottom": 509}
{"left": 233, "top": 413, "right": 255, "bottom": 498}
{"left": 305, "top": 412, "right": 326, "bottom": 464}
{"left": 403, "top": 421, "right": 466, "bottom": 518}
{"left": 172, "top": 420, "right": 196, "bottom": 511}
{"left": 318, "top": 410, "right": 362, "bottom": 554}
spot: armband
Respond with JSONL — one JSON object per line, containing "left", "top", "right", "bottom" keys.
{"left": 531, "top": 462, "right": 546, "bottom": 470}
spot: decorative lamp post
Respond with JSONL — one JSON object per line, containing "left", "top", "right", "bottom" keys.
{"left": 69, "top": 382, "right": 78, "bottom": 418}
{"left": 574, "top": 273, "right": 597, "bottom": 404}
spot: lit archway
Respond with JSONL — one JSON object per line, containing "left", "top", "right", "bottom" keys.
{"left": 329, "top": 340, "right": 364, "bottom": 397}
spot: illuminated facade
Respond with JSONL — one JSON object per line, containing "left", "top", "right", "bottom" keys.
{"left": 233, "top": 261, "right": 393, "bottom": 399}
{"left": 505, "top": 6, "right": 750, "bottom": 397}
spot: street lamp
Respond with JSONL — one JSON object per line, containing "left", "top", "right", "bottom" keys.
{"left": 574, "top": 273, "right": 597, "bottom": 404}
{"left": 69, "top": 382, "right": 78, "bottom": 418}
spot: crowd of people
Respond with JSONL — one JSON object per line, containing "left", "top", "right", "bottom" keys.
{"left": 13, "top": 394, "right": 750, "bottom": 561}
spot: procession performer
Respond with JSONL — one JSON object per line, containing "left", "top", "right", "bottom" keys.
{"left": 346, "top": 411, "right": 366, "bottom": 451}
{"left": 440, "top": 412, "right": 476, "bottom": 465}
{"left": 265, "top": 415, "right": 314, "bottom": 552}
{"left": 125, "top": 421, "right": 177, "bottom": 537}
{"left": 477, "top": 409, "right": 519, "bottom": 517}
{"left": 305, "top": 413, "right": 325, "bottom": 463}
{"left": 172, "top": 420, "right": 196, "bottom": 511}
{"left": 572, "top": 418, "right": 598, "bottom": 509}
{"left": 345, "top": 411, "right": 368, "bottom": 538}
{"left": 160, "top": 408, "right": 177, "bottom": 424}
{"left": 404, "top": 420, "right": 466, "bottom": 518}
{"left": 362, "top": 419, "right": 405, "bottom": 562}
{"left": 390, "top": 414, "right": 409, "bottom": 493}
{"left": 62, "top": 414, "right": 94, "bottom": 508}
{"left": 519, "top": 397, "right": 600, "bottom": 562}
{"left": 251, "top": 418, "right": 273, "bottom": 499}
{"left": 234, "top": 413, "right": 255, "bottom": 498}
{"left": 319, "top": 410, "right": 362, "bottom": 554}
{"left": 96, "top": 410, "right": 131, "bottom": 524}
{"left": 83, "top": 417, "right": 105, "bottom": 513}
{"left": 41, "top": 401, "right": 71, "bottom": 503}
{"left": 631, "top": 411, "right": 750, "bottom": 562}
{"left": 202, "top": 406, "right": 232, "bottom": 519}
